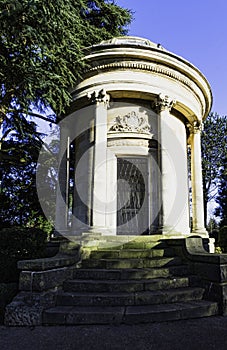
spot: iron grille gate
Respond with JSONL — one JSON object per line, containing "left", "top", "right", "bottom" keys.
{"left": 117, "top": 157, "right": 149, "bottom": 235}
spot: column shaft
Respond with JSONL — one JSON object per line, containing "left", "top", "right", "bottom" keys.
{"left": 88, "top": 90, "right": 110, "bottom": 229}
{"left": 156, "top": 94, "right": 175, "bottom": 233}
{"left": 156, "top": 94, "right": 190, "bottom": 235}
{"left": 189, "top": 123, "right": 207, "bottom": 234}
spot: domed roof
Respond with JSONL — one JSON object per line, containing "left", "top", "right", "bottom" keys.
{"left": 99, "top": 36, "right": 165, "bottom": 50}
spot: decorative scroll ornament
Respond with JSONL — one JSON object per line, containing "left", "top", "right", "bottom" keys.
{"left": 187, "top": 121, "right": 203, "bottom": 134}
{"left": 87, "top": 89, "right": 110, "bottom": 107}
{"left": 109, "top": 111, "right": 151, "bottom": 135}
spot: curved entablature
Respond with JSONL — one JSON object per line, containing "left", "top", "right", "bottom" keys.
{"left": 71, "top": 82, "right": 205, "bottom": 126}
{"left": 75, "top": 36, "right": 212, "bottom": 121}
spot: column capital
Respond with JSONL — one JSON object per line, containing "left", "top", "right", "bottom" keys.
{"left": 155, "top": 93, "right": 176, "bottom": 112}
{"left": 187, "top": 121, "right": 203, "bottom": 134}
{"left": 87, "top": 89, "right": 110, "bottom": 107}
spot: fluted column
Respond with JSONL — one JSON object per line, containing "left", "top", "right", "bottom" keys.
{"left": 55, "top": 120, "right": 70, "bottom": 235}
{"left": 87, "top": 89, "right": 110, "bottom": 230}
{"left": 188, "top": 122, "right": 207, "bottom": 235}
{"left": 156, "top": 94, "right": 176, "bottom": 233}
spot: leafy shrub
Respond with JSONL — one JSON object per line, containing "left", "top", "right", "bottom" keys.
{"left": 0, "top": 227, "right": 47, "bottom": 282}
{"left": 0, "top": 283, "right": 18, "bottom": 323}
{"left": 215, "top": 247, "right": 223, "bottom": 254}
{"left": 218, "top": 226, "right": 227, "bottom": 253}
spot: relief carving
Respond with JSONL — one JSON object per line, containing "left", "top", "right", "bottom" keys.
{"left": 109, "top": 111, "right": 151, "bottom": 135}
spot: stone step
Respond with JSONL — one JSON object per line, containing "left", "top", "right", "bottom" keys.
{"left": 56, "top": 287, "right": 205, "bottom": 307}
{"left": 40, "top": 239, "right": 219, "bottom": 326}
{"left": 73, "top": 265, "right": 190, "bottom": 280}
{"left": 80, "top": 241, "right": 168, "bottom": 253}
{"left": 88, "top": 241, "right": 168, "bottom": 251}
{"left": 82, "top": 257, "right": 182, "bottom": 269}
{"left": 124, "top": 300, "right": 219, "bottom": 324}
{"left": 90, "top": 248, "right": 175, "bottom": 259}
{"left": 121, "top": 241, "right": 167, "bottom": 250}
{"left": 43, "top": 300, "right": 219, "bottom": 325}
{"left": 63, "top": 276, "right": 189, "bottom": 293}
{"left": 68, "top": 236, "right": 169, "bottom": 251}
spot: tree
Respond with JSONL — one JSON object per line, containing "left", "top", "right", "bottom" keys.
{"left": 215, "top": 157, "right": 227, "bottom": 228}
{"left": 0, "top": 0, "right": 132, "bottom": 227}
{"left": 0, "top": 0, "right": 132, "bottom": 128}
{"left": 0, "top": 122, "right": 52, "bottom": 230}
{"left": 207, "top": 217, "right": 219, "bottom": 241}
{"left": 201, "top": 113, "right": 227, "bottom": 225}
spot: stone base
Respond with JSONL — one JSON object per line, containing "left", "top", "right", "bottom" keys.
{"left": 166, "top": 236, "right": 227, "bottom": 315}
{"left": 4, "top": 234, "right": 227, "bottom": 325}
{"left": 4, "top": 247, "right": 81, "bottom": 326}
{"left": 4, "top": 290, "right": 58, "bottom": 326}
{"left": 0, "top": 283, "right": 18, "bottom": 324}
{"left": 191, "top": 229, "right": 209, "bottom": 238}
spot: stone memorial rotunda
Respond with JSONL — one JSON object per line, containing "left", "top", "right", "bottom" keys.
{"left": 55, "top": 36, "right": 211, "bottom": 240}
{"left": 7, "top": 37, "right": 227, "bottom": 327}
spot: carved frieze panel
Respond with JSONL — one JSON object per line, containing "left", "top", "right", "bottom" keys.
{"left": 109, "top": 111, "right": 151, "bottom": 135}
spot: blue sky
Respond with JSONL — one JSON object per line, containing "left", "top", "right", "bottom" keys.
{"left": 117, "top": 0, "right": 227, "bottom": 116}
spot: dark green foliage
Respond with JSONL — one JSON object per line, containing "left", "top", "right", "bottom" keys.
{"left": 0, "top": 0, "right": 132, "bottom": 123}
{"left": 215, "top": 158, "right": 227, "bottom": 228}
{"left": 217, "top": 226, "right": 227, "bottom": 253}
{"left": 207, "top": 217, "right": 219, "bottom": 242}
{"left": 201, "top": 113, "right": 227, "bottom": 224}
{"left": 0, "top": 283, "right": 18, "bottom": 323}
{"left": 0, "top": 227, "right": 47, "bottom": 282}
{"left": 0, "top": 121, "right": 53, "bottom": 230}
{"left": 0, "top": 1, "right": 132, "bottom": 228}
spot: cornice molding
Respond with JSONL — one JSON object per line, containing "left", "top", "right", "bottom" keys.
{"left": 88, "top": 61, "right": 193, "bottom": 88}
{"left": 86, "top": 61, "right": 205, "bottom": 113}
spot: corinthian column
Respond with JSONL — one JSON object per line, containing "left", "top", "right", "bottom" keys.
{"left": 156, "top": 94, "right": 177, "bottom": 233}
{"left": 188, "top": 121, "right": 207, "bottom": 235}
{"left": 87, "top": 89, "right": 110, "bottom": 231}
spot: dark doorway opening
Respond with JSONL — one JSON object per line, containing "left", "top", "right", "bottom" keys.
{"left": 117, "top": 157, "right": 149, "bottom": 235}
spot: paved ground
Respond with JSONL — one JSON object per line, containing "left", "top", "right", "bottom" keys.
{"left": 1, "top": 316, "right": 227, "bottom": 350}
